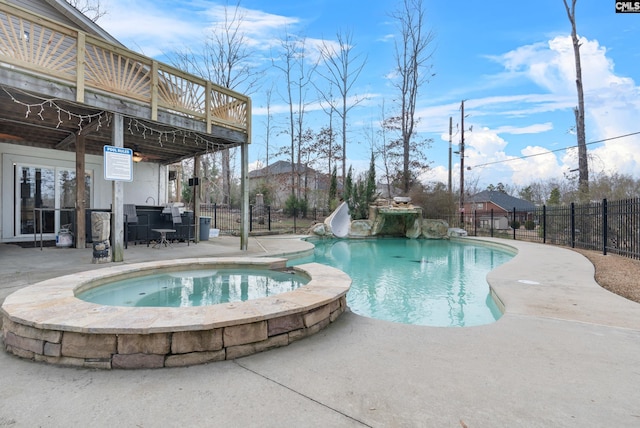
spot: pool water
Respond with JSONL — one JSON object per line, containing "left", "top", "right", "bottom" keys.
{"left": 292, "top": 239, "right": 513, "bottom": 327}
{"left": 78, "top": 268, "right": 309, "bottom": 307}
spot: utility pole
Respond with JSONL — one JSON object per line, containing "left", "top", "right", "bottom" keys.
{"left": 459, "top": 100, "right": 465, "bottom": 227}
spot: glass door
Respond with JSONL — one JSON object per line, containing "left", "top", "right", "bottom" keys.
{"left": 15, "top": 165, "right": 92, "bottom": 237}
{"left": 17, "top": 166, "right": 55, "bottom": 235}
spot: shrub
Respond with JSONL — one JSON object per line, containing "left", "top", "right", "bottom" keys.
{"left": 284, "top": 195, "right": 308, "bottom": 218}
{"left": 510, "top": 220, "right": 521, "bottom": 229}
{"left": 524, "top": 220, "right": 535, "bottom": 230}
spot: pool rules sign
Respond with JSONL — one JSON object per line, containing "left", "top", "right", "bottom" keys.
{"left": 104, "top": 145, "right": 133, "bottom": 181}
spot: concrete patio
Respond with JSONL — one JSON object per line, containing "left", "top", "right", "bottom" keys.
{"left": 1, "top": 236, "right": 639, "bottom": 427}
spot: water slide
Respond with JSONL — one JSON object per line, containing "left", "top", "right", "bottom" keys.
{"left": 326, "top": 201, "right": 350, "bottom": 238}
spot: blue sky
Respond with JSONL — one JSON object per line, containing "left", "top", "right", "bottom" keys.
{"left": 98, "top": 0, "right": 640, "bottom": 191}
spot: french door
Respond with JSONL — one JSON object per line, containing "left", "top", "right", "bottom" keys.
{"left": 15, "top": 164, "right": 92, "bottom": 237}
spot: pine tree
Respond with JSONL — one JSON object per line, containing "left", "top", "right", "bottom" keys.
{"left": 329, "top": 166, "right": 338, "bottom": 210}
{"left": 365, "top": 151, "right": 377, "bottom": 205}
{"left": 344, "top": 166, "right": 353, "bottom": 211}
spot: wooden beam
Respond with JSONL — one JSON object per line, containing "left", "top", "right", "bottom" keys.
{"left": 55, "top": 133, "right": 76, "bottom": 150}
{"left": 240, "top": 137, "right": 249, "bottom": 251}
{"left": 76, "top": 32, "right": 86, "bottom": 103}
{"left": 75, "top": 133, "right": 86, "bottom": 249}
{"left": 205, "top": 81, "right": 212, "bottom": 134}
{"left": 240, "top": 97, "right": 251, "bottom": 251}
{"left": 111, "top": 113, "right": 124, "bottom": 262}
{"left": 151, "top": 61, "right": 159, "bottom": 121}
{"left": 54, "top": 118, "right": 104, "bottom": 149}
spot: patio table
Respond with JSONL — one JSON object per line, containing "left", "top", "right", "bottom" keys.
{"left": 151, "top": 228, "right": 176, "bottom": 248}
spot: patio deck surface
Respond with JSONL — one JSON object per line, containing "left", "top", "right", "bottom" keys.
{"left": 1, "top": 236, "right": 639, "bottom": 427}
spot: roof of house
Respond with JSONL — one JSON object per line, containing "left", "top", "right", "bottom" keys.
{"left": 10, "top": 0, "right": 122, "bottom": 45}
{"left": 249, "top": 161, "right": 319, "bottom": 178}
{"left": 468, "top": 190, "right": 536, "bottom": 212}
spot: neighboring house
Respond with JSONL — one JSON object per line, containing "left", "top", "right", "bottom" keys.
{"left": 249, "top": 161, "right": 331, "bottom": 209}
{"left": 464, "top": 191, "right": 536, "bottom": 229}
{"left": 0, "top": 0, "right": 251, "bottom": 252}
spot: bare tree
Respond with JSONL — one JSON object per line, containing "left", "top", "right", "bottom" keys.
{"left": 263, "top": 85, "right": 274, "bottom": 172}
{"left": 310, "top": 124, "right": 341, "bottom": 179}
{"left": 373, "top": 101, "right": 396, "bottom": 198}
{"left": 171, "top": 1, "right": 262, "bottom": 206}
{"left": 272, "top": 31, "right": 317, "bottom": 199}
{"left": 317, "top": 30, "right": 367, "bottom": 186}
{"left": 389, "top": 0, "right": 436, "bottom": 193}
{"left": 272, "top": 31, "right": 297, "bottom": 197}
{"left": 316, "top": 84, "right": 339, "bottom": 179}
{"left": 563, "top": 0, "right": 589, "bottom": 199}
{"left": 64, "top": 0, "right": 106, "bottom": 22}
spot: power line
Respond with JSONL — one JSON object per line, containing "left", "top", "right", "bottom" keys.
{"left": 468, "top": 131, "right": 640, "bottom": 170}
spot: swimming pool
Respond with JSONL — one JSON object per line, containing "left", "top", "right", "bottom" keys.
{"left": 292, "top": 238, "right": 514, "bottom": 327}
{"left": 78, "top": 268, "right": 309, "bottom": 307}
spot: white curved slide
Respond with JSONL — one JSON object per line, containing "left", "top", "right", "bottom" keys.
{"left": 326, "top": 201, "right": 350, "bottom": 238}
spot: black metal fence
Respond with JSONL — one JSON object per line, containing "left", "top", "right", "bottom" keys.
{"left": 199, "top": 204, "right": 331, "bottom": 235}
{"left": 202, "top": 197, "right": 640, "bottom": 260}
{"left": 437, "top": 198, "right": 640, "bottom": 260}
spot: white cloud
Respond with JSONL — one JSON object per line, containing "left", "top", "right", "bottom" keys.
{"left": 100, "top": 1, "right": 302, "bottom": 57}
{"left": 466, "top": 34, "right": 640, "bottom": 186}
{"left": 203, "top": 5, "right": 300, "bottom": 51}
{"left": 100, "top": 1, "right": 203, "bottom": 56}
{"left": 249, "top": 160, "right": 264, "bottom": 172}
{"left": 493, "top": 122, "right": 553, "bottom": 135}
{"left": 507, "top": 146, "right": 564, "bottom": 186}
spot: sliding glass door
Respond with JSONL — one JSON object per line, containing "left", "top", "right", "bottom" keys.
{"left": 15, "top": 165, "right": 92, "bottom": 237}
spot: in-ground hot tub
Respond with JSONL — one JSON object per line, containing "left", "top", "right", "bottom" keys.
{"left": 1, "top": 257, "right": 350, "bottom": 369}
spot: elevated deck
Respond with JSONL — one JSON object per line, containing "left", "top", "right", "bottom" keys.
{"left": 0, "top": 2, "right": 250, "bottom": 163}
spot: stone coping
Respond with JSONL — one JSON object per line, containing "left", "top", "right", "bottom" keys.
{"left": 1, "top": 257, "right": 351, "bottom": 368}
{"left": 1, "top": 257, "right": 351, "bottom": 335}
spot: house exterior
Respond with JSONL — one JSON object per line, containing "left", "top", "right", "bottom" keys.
{"left": 464, "top": 190, "right": 536, "bottom": 229}
{"left": 248, "top": 161, "right": 331, "bottom": 209}
{"left": 0, "top": 0, "right": 251, "bottom": 255}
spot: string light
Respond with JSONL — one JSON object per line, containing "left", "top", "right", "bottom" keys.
{"left": 2, "top": 86, "right": 106, "bottom": 134}
{"left": 3, "top": 85, "right": 230, "bottom": 154}
{"left": 125, "top": 117, "right": 227, "bottom": 152}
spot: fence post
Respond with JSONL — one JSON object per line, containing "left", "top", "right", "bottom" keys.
{"left": 602, "top": 198, "right": 608, "bottom": 256}
{"left": 570, "top": 202, "right": 576, "bottom": 248}
{"left": 543, "top": 205, "right": 546, "bottom": 244}
{"left": 213, "top": 203, "right": 217, "bottom": 229}
{"left": 267, "top": 205, "right": 271, "bottom": 231}
{"left": 293, "top": 207, "right": 297, "bottom": 233}
{"left": 473, "top": 210, "right": 477, "bottom": 236}
{"left": 513, "top": 207, "right": 516, "bottom": 240}
{"left": 249, "top": 204, "right": 253, "bottom": 232}
{"left": 490, "top": 209, "right": 494, "bottom": 237}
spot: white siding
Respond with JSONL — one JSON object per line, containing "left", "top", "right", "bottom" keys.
{"left": 0, "top": 142, "right": 164, "bottom": 242}
{"left": 6, "top": 0, "right": 72, "bottom": 25}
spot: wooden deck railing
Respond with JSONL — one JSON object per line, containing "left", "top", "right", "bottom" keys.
{"left": 0, "top": 3, "right": 249, "bottom": 134}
